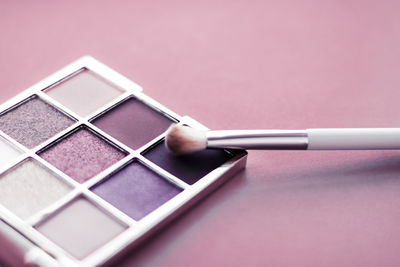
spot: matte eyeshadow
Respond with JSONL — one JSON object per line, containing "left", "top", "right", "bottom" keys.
{"left": 144, "top": 141, "right": 234, "bottom": 185}
{"left": 40, "top": 128, "right": 125, "bottom": 183}
{"left": 91, "top": 162, "right": 182, "bottom": 220}
{"left": 92, "top": 98, "right": 173, "bottom": 149}
{"left": 0, "top": 97, "right": 75, "bottom": 148}
{"left": 35, "top": 197, "right": 126, "bottom": 259}
{"left": 0, "top": 136, "right": 22, "bottom": 169}
{"left": 45, "top": 70, "right": 124, "bottom": 117}
{"left": 0, "top": 159, "right": 71, "bottom": 220}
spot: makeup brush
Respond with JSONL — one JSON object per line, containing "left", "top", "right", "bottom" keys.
{"left": 165, "top": 125, "right": 400, "bottom": 155}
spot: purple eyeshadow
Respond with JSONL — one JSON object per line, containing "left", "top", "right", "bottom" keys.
{"left": 91, "top": 161, "right": 182, "bottom": 220}
{"left": 143, "top": 141, "right": 235, "bottom": 185}
{"left": 0, "top": 96, "right": 75, "bottom": 148}
{"left": 91, "top": 98, "right": 174, "bottom": 149}
{"left": 40, "top": 127, "right": 126, "bottom": 183}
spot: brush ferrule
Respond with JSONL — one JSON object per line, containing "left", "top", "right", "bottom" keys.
{"left": 206, "top": 130, "right": 309, "bottom": 150}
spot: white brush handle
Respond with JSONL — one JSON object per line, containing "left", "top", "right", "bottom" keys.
{"left": 206, "top": 128, "right": 400, "bottom": 150}
{"left": 307, "top": 128, "right": 400, "bottom": 150}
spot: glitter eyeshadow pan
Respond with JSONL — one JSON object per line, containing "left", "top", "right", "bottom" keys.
{"left": 0, "top": 96, "right": 75, "bottom": 149}
{"left": 39, "top": 127, "right": 126, "bottom": 184}
{"left": 0, "top": 56, "right": 247, "bottom": 266}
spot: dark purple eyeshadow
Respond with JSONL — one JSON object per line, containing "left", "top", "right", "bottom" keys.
{"left": 91, "top": 98, "right": 174, "bottom": 149}
{"left": 91, "top": 161, "right": 182, "bottom": 220}
{"left": 143, "top": 141, "right": 234, "bottom": 185}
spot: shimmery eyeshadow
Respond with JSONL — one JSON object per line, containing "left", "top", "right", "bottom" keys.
{"left": 0, "top": 159, "right": 71, "bottom": 220}
{"left": 143, "top": 141, "right": 234, "bottom": 185}
{"left": 91, "top": 98, "right": 174, "bottom": 149}
{"left": 44, "top": 70, "right": 124, "bottom": 117}
{"left": 35, "top": 197, "right": 126, "bottom": 259}
{"left": 91, "top": 161, "right": 182, "bottom": 220}
{"left": 0, "top": 96, "right": 75, "bottom": 148}
{"left": 0, "top": 136, "right": 22, "bottom": 169}
{"left": 40, "top": 128, "right": 126, "bottom": 183}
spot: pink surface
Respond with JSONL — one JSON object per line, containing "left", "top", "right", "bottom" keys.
{"left": 1, "top": 1, "right": 400, "bottom": 266}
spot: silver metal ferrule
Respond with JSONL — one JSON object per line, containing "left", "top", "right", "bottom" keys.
{"left": 206, "top": 130, "right": 309, "bottom": 150}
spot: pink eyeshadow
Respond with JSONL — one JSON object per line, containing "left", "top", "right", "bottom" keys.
{"left": 40, "top": 128, "right": 126, "bottom": 183}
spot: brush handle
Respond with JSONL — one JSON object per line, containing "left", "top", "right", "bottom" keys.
{"left": 206, "top": 128, "right": 400, "bottom": 150}
{"left": 307, "top": 128, "right": 400, "bottom": 150}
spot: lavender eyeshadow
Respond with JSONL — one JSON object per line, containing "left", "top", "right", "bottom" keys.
{"left": 92, "top": 162, "right": 182, "bottom": 220}
{"left": 40, "top": 128, "right": 125, "bottom": 183}
{"left": 0, "top": 96, "right": 74, "bottom": 148}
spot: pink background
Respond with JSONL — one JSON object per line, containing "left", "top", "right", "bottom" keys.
{"left": 1, "top": 1, "right": 400, "bottom": 266}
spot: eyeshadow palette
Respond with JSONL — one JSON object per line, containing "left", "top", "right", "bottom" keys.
{"left": 0, "top": 56, "right": 247, "bottom": 266}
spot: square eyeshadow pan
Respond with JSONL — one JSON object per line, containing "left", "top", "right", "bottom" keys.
{"left": 35, "top": 197, "right": 127, "bottom": 259}
{"left": 0, "top": 159, "right": 71, "bottom": 220}
{"left": 44, "top": 69, "right": 124, "bottom": 117}
{"left": 91, "top": 161, "right": 182, "bottom": 220}
{"left": 39, "top": 127, "right": 126, "bottom": 184}
{"left": 91, "top": 98, "right": 174, "bottom": 149}
{"left": 144, "top": 141, "right": 235, "bottom": 185}
{"left": 0, "top": 96, "right": 75, "bottom": 149}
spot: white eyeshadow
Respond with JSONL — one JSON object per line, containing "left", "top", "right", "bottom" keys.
{"left": 0, "top": 159, "right": 71, "bottom": 220}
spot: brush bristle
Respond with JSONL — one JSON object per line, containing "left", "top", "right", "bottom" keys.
{"left": 165, "top": 125, "right": 207, "bottom": 155}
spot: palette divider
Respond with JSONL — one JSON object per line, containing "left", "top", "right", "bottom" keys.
{"left": 80, "top": 187, "right": 137, "bottom": 227}
{"left": 136, "top": 155, "right": 190, "bottom": 189}
{"left": 132, "top": 92, "right": 182, "bottom": 124}
{"left": 82, "top": 116, "right": 193, "bottom": 191}
{"left": 81, "top": 91, "right": 132, "bottom": 121}
{"left": 25, "top": 189, "right": 81, "bottom": 226}
{"left": 30, "top": 121, "right": 81, "bottom": 152}
{"left": 82, "top": 151, "right": 135, "bottom": 189}
{"left": 81, "top": 121, "right": 136, "bottom": 156}
{"left": 35, "top": 91, "right": 81, "bottom": 121}
{"left": 26, "top": 151, "right": 80, "bottom": 187}
{"left": 29, "top": 148, "right": 138, "bottom": 228}
{"left": 0, "top": 154, "right": 27, "bottom": 175}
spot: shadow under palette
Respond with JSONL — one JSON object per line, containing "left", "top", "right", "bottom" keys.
{"left": 0, "top": 56, "right": 247, "bottom": 266}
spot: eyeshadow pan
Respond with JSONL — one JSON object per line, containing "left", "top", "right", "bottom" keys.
{"left": 92, "top": 98, "right": 173, "bottom": 149}
{"left": 0, "top": 96, "right": 75, "bottom": 148}
{"left": 92, "top": 161, "right": 182, "bottom": 220}
{"left": 0, "top": 136, "right": 22, "bottom": 169}
{"left": 44, "top": 70, "right": 124, "bottom": 117}
{"left": 144, "top": 141, "right": 235, "bottom": 185}
{"left": 35, "top": 197, "right": 126, "bottom": 259}
{"left": 40, "top": 128, "right": 126, "bottom": 183}
{"left": 0, "top": 159, "right": 71, "bottom": 220}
